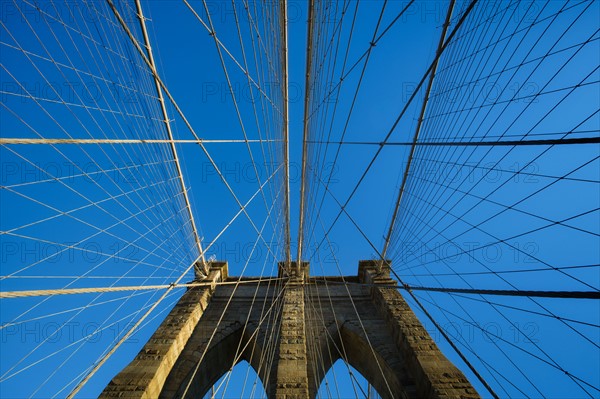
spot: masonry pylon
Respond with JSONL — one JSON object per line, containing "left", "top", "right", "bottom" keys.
{"left": 100, "top": 261, "right": 479, "bottom": 398}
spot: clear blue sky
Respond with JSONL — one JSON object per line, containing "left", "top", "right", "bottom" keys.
{"left": 0, "top": 1, "right": 598, "bottom": 398}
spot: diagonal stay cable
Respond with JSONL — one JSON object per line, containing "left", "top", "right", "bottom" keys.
{"left": 63, "top": 162, "right": 281, "bottom": 397}
{"left": 135, "top": 0, "right": 205, "bottom": 270}
{"left": 308, "top": 0, "right": 479, "bottom": 262}
{"left": 381, "top": 0, "right": 456, "bottom": 266}
{"left": 308, "top": 164, "right": 500, "bottom": 398}
{"left": 105, "top": 0, "right": 283, "bottom": 263}
{"left": 184, "top": 0, "right": 274, "bottom": 227}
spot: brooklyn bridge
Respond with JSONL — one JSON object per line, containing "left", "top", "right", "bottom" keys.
{"left": 0, "top": 0, "right": 598, "bottom": 398}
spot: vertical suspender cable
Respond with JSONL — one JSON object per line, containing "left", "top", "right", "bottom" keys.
{"left": 281, "top": 0, "right": 292, "bottom": 266}
{"left": 297, "top": 0, "right": 314, "bottom": 269}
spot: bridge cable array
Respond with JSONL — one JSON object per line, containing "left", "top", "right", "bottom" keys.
{"left": 0, "top": 0, "right": 598, "bottom": 398}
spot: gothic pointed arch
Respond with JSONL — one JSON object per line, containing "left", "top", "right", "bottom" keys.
{"left": 317, "top": 359, "right": 382, "bottom": 398}
{"left": 160, "top": 319, "right": 269, "bottom": 398}
{"left": 101, "top": 261, "right": 479, "bottom": 399}
{"left": 307, "top": 319, "right": 416, "bottom": 399}
{"left": 203, "top": 360, "right": 268, "bottom": 398}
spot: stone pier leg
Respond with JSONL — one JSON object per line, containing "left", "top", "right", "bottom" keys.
{"left": 272, "top": 263, "right": 310, "bottom": 398}
{"left": 99, "top": 262, "right": 228, "bottom": 399}
{"left": 359, "top": 260, "right": 479, "bottom": 399}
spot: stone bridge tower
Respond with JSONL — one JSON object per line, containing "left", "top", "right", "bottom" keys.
{"left": 100, "top": 261, "right": 479, "bottom": 398}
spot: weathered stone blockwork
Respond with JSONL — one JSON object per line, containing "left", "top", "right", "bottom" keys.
{"left": 355, "top": 260, "right": 479, "bottom": 398}
{"left": 101, "top": 261, "right": 479, "bottom": 399}
{"left": 100, "top": 262, "right": 227, "bottom": 399}
{"left": 273, "top": 283, "right": 309, "bottom": 398}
